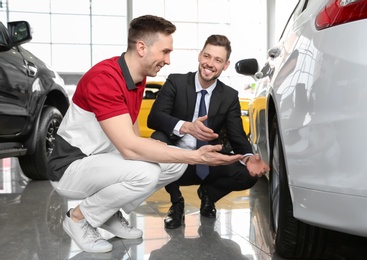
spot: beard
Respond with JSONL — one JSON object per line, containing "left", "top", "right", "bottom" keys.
{"left": 198, "top": 65, "right": 220, "bottom": 83}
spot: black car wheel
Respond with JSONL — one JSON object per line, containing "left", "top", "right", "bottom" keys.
{"left": 269, "top": 115, "right": 334, "bottom": 259}
{"left": 19, "top": 106, "right": 63, "bottom": 180}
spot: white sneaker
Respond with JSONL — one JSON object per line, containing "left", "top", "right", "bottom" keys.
{"left": 63, "top": 209, "right": 113, "bottom": 253}
{"left": 100, "top": 211, "right": 143, "bottom": 239}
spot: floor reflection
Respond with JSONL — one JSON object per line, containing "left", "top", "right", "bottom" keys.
{"left": 0, "top": 174, "right": 70, "bottom": 259}
{"left": 149, "top": 218, "right": 251, "bottom": 260}
{"left": 1, "top": 157, "right": 366, "bottom": 260}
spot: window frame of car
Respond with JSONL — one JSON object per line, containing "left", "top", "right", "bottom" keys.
{"left": 279, "top": 0, "right": 309, "bottom": 42}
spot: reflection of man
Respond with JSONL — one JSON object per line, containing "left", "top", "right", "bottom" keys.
{"left": 273, "top": 49, "right": 299, "bottom": 87}
{"left": 148, "top": 34, "right": 269, "bottom": 229}
{"left": 149, "top": 219, "right": 249, "bottom": 260}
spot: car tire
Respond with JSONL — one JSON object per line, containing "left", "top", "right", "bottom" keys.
{"left": 19, "top": 106, "right": 63, "bottom": 180}
{"left": 269, "top": 115, "right": 335, "bottom": 259}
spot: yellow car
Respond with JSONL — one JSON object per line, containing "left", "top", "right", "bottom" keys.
{"left": 138, "top": 81, "right": 163, "bottom": 138}
{"left": 239, "top": 97, "right": 250, "bottom": 137}
{"left": 138, "top": 81, "right": 250, "bottom": 138}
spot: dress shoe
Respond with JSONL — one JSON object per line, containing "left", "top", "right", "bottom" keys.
{"left": 197, "top": 186, "right": 216, "bottom": 218}
{"left": 164, "top": 197, "right": 185, "bottom": 229}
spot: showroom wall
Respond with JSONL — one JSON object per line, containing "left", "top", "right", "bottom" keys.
{"left": 130, "top": 0, "right": 268, "bottom": 92}
{"left": 0, "top": 0, "right": 296, "bottom": 97}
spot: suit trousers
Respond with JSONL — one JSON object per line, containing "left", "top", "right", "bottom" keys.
{"left": 50, "top": 149, "right": 187, "bottom": 228}
{"left": 151, "top": 131, "right": 258, "bottom": 203}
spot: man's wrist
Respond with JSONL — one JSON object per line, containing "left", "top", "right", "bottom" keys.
{"left": 240, "top": 153, "right": 253, "bottom": 166}
{"left": 244, "top": 156, "right": 251, "bottom": 164}
{"left": 173, "top": 120, "right": 186, "bottom": 137}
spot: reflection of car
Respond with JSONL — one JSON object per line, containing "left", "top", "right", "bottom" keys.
{"left": 138, "top": 81, "right": 250, "bottom": 138}
{"left": 0, "top": 168, "right": 70, "bottom": 259}
{"left": 236, "top": 0, "right": 367, "bottom": 258}
{"left": 0, "top": 21, "right": 69, "bottom": 180}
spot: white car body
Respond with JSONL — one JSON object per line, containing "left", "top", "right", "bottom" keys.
{"left": 275, "top": 0, "right": 367, "bottom": 234}
{"left": 236, "top": 0, "right": 367, "bottom": 258}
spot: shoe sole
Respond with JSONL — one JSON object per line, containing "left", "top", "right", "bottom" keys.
{"left": 63, "top": 221, "right": 113, "bottom": 253}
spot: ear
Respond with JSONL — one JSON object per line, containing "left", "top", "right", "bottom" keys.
{"left": 223, "top": 60, "right": 230, "bottom": 71}
{"left": 198, "top": 50, "right": 202, "bottom": 62}
{"left": 136, "top": 41, "right": 146, "bottom": 57}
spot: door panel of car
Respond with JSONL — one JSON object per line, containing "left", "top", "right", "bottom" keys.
{"left": 251, "top": 0, "right": 309, "bottom": 159}
{"left": 269, "top": 0, "right": 310, "bottom": 160}
{"left": 0, "top": 47, "right": 30, "bottom": 135}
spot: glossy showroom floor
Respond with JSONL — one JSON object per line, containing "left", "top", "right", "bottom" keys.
{"left": 1, "top": 157, "right": 367, "bottom": 260}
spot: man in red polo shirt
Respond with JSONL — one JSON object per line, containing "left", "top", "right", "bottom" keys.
{"left": 47, "top": 15, "right": 244, "bottom": 254}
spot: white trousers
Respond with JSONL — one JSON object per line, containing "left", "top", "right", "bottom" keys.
{"left": 51, "top": 151, "right": 187, "bottom": 227}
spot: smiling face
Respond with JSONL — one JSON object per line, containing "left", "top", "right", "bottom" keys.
{"left": 143, "top": 32, "right": 173, "bottom": 77}
{"left": 198, "top": 44, "right": 230, "bottom": 88}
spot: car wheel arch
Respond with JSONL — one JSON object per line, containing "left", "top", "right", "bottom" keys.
{"left": 23, "top": 87, "right": 69, "bottom": 153}
{"left": 44, "top": 86, "right": 70, "bottom": 116}
{"left": 258, "top": 93, "right": 276, "bottom": 165}
{"left": 268, "top": 113, "right": 338, "bottom": 259}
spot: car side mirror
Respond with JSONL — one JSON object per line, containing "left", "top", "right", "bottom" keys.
{"left": 7, "top": 21, "right": 32, "bottom": 46}
{"left": 235, "top": 58, "right": 259, "bottom": 80}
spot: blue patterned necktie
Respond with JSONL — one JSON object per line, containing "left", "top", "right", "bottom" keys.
{"left": 196, "top": 90, "right": 210, "bottom": 179}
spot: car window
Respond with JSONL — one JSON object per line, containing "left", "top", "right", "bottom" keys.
{"left": 0, "top": 32, "right": 4, "bottom": 45}
{"left": 0, "top": 22, "right": 8, "bottom": 46}
{"left": 279, "top": 0, "right": 309, "bottom": 41}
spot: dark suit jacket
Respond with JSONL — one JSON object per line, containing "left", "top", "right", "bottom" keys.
{"left": 147, "top": 72, "right": 252, "bottom": 155}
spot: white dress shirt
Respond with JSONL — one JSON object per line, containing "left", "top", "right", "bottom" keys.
{"left": 173, "top": 72, "right": 217, "bottom": 150}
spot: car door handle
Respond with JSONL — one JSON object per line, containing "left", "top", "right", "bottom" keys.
{"left": 268, "top": 47, "right": 281, "bottom": 59}
{"left": 24, "top": 60, "right": 37, "bottom": 77}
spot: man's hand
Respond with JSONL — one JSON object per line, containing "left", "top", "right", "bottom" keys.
{"left": 197, "top": 144, "right": 243, "bottom": 166}
{"left": 244, "top": 154, "right": 270, "bottom": 177}
{"left": 181, "top": 115, "right": 218, "bottom": 141}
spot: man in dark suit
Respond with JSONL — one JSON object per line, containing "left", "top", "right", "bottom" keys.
{"left": 147, "top": 34, "right": 269, "bottom": 229}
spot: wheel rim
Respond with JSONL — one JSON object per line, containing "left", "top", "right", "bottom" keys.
{"left": 271, "top": 131, "right": 280, "bottom": 232}
{"left": 45, "top": 118, "right": 60, "bottom": 156}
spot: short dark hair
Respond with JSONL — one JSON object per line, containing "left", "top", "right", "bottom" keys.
{"left": 203, "top": 34, "right": 232, "bottom": 61}
{"left": 127, "top": 15, "right": 176, "bottom": 50}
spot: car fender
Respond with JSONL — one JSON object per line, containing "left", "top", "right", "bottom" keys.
{"left": 23, "top": 82, "right": 69, "bottom": 155}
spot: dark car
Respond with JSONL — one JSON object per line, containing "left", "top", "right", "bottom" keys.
{"left": 0, "top": 21, "right": 69, "bottom": 180}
